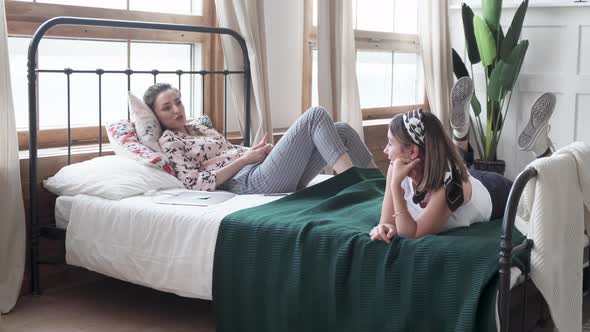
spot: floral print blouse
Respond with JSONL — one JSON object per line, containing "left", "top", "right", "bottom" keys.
{"left": 159, "top": 123, "right": 246, "bottom": 191}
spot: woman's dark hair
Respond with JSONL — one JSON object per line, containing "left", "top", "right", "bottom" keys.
{"left": 389, "top": 111, "right": 468, "bottom": 193}
{"left": 143, "top": 83, "right": 179, "bottom": 111}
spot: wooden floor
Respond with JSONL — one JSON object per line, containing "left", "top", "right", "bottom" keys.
{"left": 3, "top": 268, "right": 590, "bottom": 332}
{"left": 2, "top": 270, "right": 215, "bottom": 332}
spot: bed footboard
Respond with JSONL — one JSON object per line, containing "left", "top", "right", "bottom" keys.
{"left": 499, "top": 167, "right": 538, "bottom": 332}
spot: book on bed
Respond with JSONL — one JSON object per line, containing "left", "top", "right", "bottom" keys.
{"left": 154, "top": 191, "right": 236, "bottom": 206}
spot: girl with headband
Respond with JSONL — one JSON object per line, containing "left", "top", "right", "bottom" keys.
{"left": 369, "top": 109, "right": 491, "bottom": 241}
{"left": 370, "top": 76, "right": 555, "bottom": 241}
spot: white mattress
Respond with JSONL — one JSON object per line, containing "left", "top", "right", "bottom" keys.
{"left": 55, "top": 173, "right": 539, "bottom": 326}
{"left": 55, "top": 173, "right": 334, "bottom": 230}
{"left": 64, "top": 191, "right": 283, "bottom": 300}
{"left": 59, "top": 173, "right": 334, "bottom": 301}
{"left": 55, "top": 196, "right": 74, "bottom": 229}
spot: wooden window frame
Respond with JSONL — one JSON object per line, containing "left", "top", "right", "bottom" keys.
{"left": 7, "top": 0, "right": 226, "bottom": 151}
{"left": 301, "top": 0, "right": 429, "bottom": 121}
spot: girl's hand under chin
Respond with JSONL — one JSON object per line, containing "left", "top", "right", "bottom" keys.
{"left": 391, "top": 157, "right": 421, "bottom": 186}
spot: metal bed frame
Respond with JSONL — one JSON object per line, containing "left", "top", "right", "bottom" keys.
{"left": 26, "top": 16, "right": 549, "bottom": 332}
{"left": 27, "top": 16, "right": 251, "bottom": 294}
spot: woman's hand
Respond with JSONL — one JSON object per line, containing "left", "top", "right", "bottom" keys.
{"left": 240, "top": 133, "right": 273, "bottom": 165}
{"left": 370, "top": 223, "right": 397, "bottom": 243}
{"left": 252, "top": 133, "right": 269, "bottom": 149}
{"left": 391, "top": 157, "right": 421, "bottom": 186}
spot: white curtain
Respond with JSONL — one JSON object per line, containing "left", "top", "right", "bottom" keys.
{"left": 215, "top": 0, "right": 273, "bottom": 144}
{"left": 417, "top": 0, "right": 453, "bottom": 132}
{"left": 0, "top": 0, "right": 26, "bottom": 314}
{"left": 317, "top": 0, "right": 364, "bottom": 140}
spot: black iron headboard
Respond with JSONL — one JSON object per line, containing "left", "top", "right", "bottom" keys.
{"left": 27, "top": 16, "right": 252, "bottom": 295}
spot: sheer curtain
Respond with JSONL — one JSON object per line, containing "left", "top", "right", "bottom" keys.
{"left": 417, "top": 0, "right": 453, "bottom": 132}
{"left": 0, "top": 0, "right": 26, "bottom": 314}
{"left": 215, "top": 0, "right": 273, "bottom": 144}
{"left": 317, "top": 0, "right": 364, "bottom": 139}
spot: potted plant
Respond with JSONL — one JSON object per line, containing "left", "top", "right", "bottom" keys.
{"left": 452, "top": 0, "right": 529, "bottom": 175}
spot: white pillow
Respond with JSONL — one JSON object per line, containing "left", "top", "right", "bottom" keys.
{"left": 44, "top": 156, "right": 184, "bottom": 200}
{"left": 129, "top": 92, "right": 163, "bottom": 152}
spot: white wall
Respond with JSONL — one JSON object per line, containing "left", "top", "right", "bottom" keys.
{"left": 449, "top": 2, "right": 590, "bottom": 179}
{"left": 225, "top": 0, "right": 304, "bottom": 133}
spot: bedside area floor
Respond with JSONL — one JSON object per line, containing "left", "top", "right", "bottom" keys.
{"left": 2, "top": 268, "right": 590, "bottom": 332}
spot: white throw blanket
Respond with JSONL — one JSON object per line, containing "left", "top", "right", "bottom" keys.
{"left": 515, "top": 142, "right": 590, "bottom": 332}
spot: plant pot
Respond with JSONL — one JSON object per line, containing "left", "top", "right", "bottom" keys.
{"left": 473, "top": 159, "right": 506, "bottom": 176}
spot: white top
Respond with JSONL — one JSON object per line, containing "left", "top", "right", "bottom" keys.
{"left": 400, "top": 175, "right": 493, "bottom": 230}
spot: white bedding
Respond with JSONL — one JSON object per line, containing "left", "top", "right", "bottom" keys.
{"left": 65, "top": 191, "right": 283, "bottom": 300}
{"left": 55, "top": 196, "right": 74, "bottom": 229}
{"left": 62, "top": 174, "right": 334, "bottom": 300}
{"left": 57, "top": 173, "right": 529, "bottom": 327}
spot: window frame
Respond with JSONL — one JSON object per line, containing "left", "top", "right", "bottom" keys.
{"left": 7, "top": 0, "right": 224, "bottom": 151}
{"left": 301, "top": 0, "right": 429, "bottom": 120}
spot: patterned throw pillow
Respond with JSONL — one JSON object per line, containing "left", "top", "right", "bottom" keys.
{"left": 129, "top": 92, "right": 163, "bottom": 153}
{"left": 193, "top": 114, "right": 213, "bottom": 129}
{"left": 106, "top": 120, "right": 175, "bottom": 176}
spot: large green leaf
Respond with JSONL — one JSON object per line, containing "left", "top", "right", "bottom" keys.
{"left": 471, "top": 94, "right": 482, "bottom": 117}
{"left": 452, "top": 48, "right": 470, "bottom": 79}
{"left": 502, "top": 40, "right": 529, "bottom": 91}
{"left": 462, "top": 4, "right": 480, "bottom": 65}
{"left": 473, "top": 15, "right": 497, "bottom": 67}
{"left": 487, "top": 41, "right": 528, "bottom": 102}
{"left": 495, "top": 25, "right": 504, "bottom": 53}
{"left": 488, "top": 60, "right": 508, "bottom": 102}
{"left": 501, "top": 0, "right": 528, "bottom": 60}
{"left": 487, "top": 100, "right": 503, "bottom": 131}
{"left": 483, "top": 0, "right": 503, "bottom": 32}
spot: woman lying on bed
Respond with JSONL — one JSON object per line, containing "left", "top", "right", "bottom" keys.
{"left": 371, "top": 77, "right": 555, "bottom": 240}
{"left": 143, "top": 82, "right": 377, "bottom": 194}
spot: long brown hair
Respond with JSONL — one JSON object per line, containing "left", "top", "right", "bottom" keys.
{"left": 389, "top": 110, "right": 468, "bottom": 192}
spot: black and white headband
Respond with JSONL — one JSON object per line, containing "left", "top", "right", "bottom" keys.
{"left": 402, "top": 109, "right": 425, "bottom": 148}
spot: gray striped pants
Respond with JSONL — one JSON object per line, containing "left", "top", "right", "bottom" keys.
{"left": 222, "top": 106, "right": 374, "bottom": 194}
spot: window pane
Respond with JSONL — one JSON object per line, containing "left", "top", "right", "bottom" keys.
{"left": 355, "top": 0, "right": 394, "bottom": 32}
{"left": 191, "top": 0, "right": 203, "bottom": 15}
{"left": 392, "top": 53, "right": 423, "bottom": 106}
{"left": 37, "top": 39, "right": 128, "bottom": 128}
{"left": 394, "top": 1, "right": 418, "bottom": 34}
{"left": 130, "top": 42, "right": 199, "bottom": 117}
{"left": 312, "top": 0, "right": 317, "bottom": 27}
{"left": 311, "top": 49, "right": 318, "bottom": 107}
{"left": 356, "top": 51, "right": 392, "bottom": 109}
{"left": 129, "top": 0, "right": 201, "bottom": 15}
{"left": 8, "top": 37, "right": 30, "bottom": 129}
{"left": 36, "top": 0, "right": 126, "bottom": 10}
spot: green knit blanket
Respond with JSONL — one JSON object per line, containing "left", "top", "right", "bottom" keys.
{"left": 213, "top": 167, "right": 527, "bottom": 332}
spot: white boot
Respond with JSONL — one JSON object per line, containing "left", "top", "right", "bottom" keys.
{"left": 450, "top": 76, "right": 474, "bottom": 140}
{"left": 517, "top": 92, "right": 556, "bottom": 158}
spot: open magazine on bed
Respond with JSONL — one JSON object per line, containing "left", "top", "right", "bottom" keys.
{"left": 154, "top": 191, "right": 236, "bottom": 206}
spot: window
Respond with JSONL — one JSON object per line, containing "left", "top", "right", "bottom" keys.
{"left": 8, "top": 38, "right": 201, "bottom": 129}
{"left": 7, "top": 0, "right": 217, "bottom": 149}
{"left": 306, "top": 0, "right": 426, "bottom": 120}
{"left": 36, "top": 0, "right": 126, "bottom": 10}
{"left": 130, "top": 42, "right": 201, "bottom": 118}
{"left": 129, "top": 0, "right": 203, "bottom": 15}
{"left": 26, "top": 0, "right": 203, "bottom": 15}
